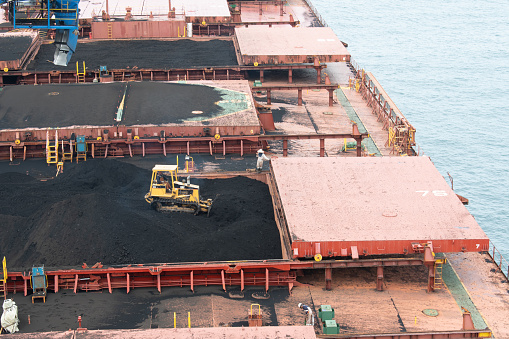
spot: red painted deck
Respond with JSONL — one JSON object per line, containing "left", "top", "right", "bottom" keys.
{"left": 74, "top": 326, "right": 316, "bottom": 338}
{"left": 234, "top": 26, "right": 350, "bottom": 65}
{"left": 270, "top": 156, "right": 489, "bottom": 258}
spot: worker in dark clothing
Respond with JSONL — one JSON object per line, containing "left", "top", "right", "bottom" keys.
{"left": 298, "top": 303, "right": 314, "bottom": 326}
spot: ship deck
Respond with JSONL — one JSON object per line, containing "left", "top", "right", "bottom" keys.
{"left": 79, "top": 0, "right": 231, "bottom": 20}
{"left": 234, "top": 26, "right": 350, "bottom": 65}
{"left": 271, "top": 156, "right": 489, "bottom": 257}
{"left": 0, "top": 0, "right": 507, "bottom": 337}
{"left": 5, "top": 254, "right": 502, "bottom": 337}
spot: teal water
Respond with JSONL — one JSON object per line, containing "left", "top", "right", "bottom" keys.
{"left": 313, "top": 0, "right": 509, "bottom": 257}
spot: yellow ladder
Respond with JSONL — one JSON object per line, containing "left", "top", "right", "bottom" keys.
{"left": 434, "top": 258, "right": 445, "bottom": 290}
{"left": 76, "top": 61, "right": 86, "bottom": 83}
{"left": 61, "top": 139, "right": 73, "bottom": 162}
{"left": 107, "top": 22, "right": 113, "bottom": 39}
{"left": 38, "top": 30, "right": 47, "bottom": 39}
{"left": 46, "top": 130, "right": 58, "bottom": 164}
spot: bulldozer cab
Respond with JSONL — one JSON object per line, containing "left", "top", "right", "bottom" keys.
{"left": 149, "top": 165, "right": 178, "bottom": 198}
{"left": 149, "top": 165, "right": 200, "bottom": 200}
{"left": 145, "top": 164, "right": 212, "bottom": 216}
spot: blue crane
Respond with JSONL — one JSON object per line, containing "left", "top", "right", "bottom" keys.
{"left": 1, "top": 0, "right": 80, "bottom": 66}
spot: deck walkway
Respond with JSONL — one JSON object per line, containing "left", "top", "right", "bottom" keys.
{"left": 447, "top": 252, "right": 509, "bottom": 338}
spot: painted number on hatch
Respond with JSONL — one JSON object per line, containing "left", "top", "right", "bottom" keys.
{"left": 416, "top": 190, "right": 448, "bottom": 197}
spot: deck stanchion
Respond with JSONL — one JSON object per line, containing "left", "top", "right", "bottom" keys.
{"left": 221, "top": 270, "right": 226, "bottom": 291}
{"left": 74, "top": 274, "right": 78, "bottom": 293}
{"left": 265, "top": 268, "right": 269, "bottom": 292}
{"left": 241, "top": 269, "right": 245, "bottom": 291}
{"left": 107, "top": 273, "right": 112, "bottom": 293}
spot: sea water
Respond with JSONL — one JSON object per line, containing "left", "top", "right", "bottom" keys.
{"left": 313, "top": 0, "right": 509, "bottom": 258}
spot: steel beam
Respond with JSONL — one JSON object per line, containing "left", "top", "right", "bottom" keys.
{"left": 253, "top": 84, "right": 338, "bottom": 91}
{"left": 292, "top": 239, "right": 489, "bottom": 261}
{"left": 4, "top": 257, "right": 429, "bottom": 296}
{"left": 1, "top": 132, "right": 368, "bottom": 161}
{"left": 259, "top": 132, "right": 368, "bottom": 141}
{"left": 252, "top": 84, "right": 339, "bottom": 107}
{"left": 376, "top": 266, "right": 383, "bottom": 291}
{"left": 3, "top": 65, "right": 326, "bottom": 86}
{"left": 318, "top": 330, "right": 492, "bottom": 338}
{"left": 325, "top": 266, "right": 332, "bottom": 290}
{"left": 230, "top": 20, "right": 300, "bottom": 27}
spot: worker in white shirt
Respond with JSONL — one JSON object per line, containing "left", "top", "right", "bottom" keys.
{"left": 256, "top": 149, "right": 270, "bottom": 171}
{"left": 298, "top": 303, "right": 314, "bottom": 326}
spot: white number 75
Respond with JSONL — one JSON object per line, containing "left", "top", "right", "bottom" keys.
{"left": 416, "top": 190, "right": 448, "bottom": 197}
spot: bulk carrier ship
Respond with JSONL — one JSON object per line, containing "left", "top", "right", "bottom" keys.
{"left": 0, "top": 0, "right": 506, "bottom": 338}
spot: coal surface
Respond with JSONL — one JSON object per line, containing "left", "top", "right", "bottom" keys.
{"left": 0, "top": 36, "right": 32, "bottom": 60}
{"left": 123, "top": 82, "right": 223, "bottom": 125}
{"left": 28, "top": 39, "right": 238, "bottom": 71}
{"left": 0, "top": 82, "right": 224, "bottom": 129}
{"left": 0, "top": 160, "right": 281, "bottom": 268}
{"left": 0, "top": 83, "right": 124, "bottom": 129}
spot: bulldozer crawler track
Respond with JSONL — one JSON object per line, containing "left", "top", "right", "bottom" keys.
{"left": 152, "top": 197, "right": 200, "bottom": 215}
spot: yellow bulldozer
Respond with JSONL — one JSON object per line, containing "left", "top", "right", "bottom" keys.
{"left": 144, "top": 164, "right": 213, "bottom": 216}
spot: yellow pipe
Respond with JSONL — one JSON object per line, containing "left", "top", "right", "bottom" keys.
{"left": 174, "top": 312, "right": 176, "bottom": 328}
{"left": 188, "top": 312, "right": 191, "bottom": 328}
{"left": 2, "top": 257, "right": 6, "bottom": 282}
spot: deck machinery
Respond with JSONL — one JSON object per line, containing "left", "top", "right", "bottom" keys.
{"left": 0, "top": 0, "right": 80, "bottom": 65}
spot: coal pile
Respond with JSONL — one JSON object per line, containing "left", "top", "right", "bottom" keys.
{"left": 0, "top": 83, "right": 124, "bottom": 129}
{"left": 0, "top": 82, "right": 224, "bottom": 129}
{"left": 28, "top": 39, "right": 238, "bottom": 71}
{"left": 0, "top": 36, "right": 32, "bottom": 61}
{"left": 0, "top": 160, "right": 281, "bottom": 269}
{"left": 122, "top": 82, "right": 223, "bottom": 125}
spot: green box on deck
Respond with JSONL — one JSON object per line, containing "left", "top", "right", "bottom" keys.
{"left": 323, "top": 319, "right": 339, "bottom": 334}
{"left": 253, "top": 80, "right": 262, "bottom": 87}
{"left": 318, "top": 305, "right": 335, "bottom": 321}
